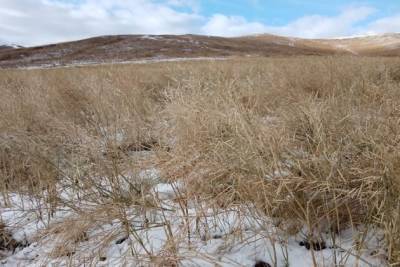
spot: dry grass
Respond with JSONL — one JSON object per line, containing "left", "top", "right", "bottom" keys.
{"left": 0, "top": 222, "right": 20, "bottom": 255}
{"left": 0, "top": 57, "right": 399, "bottom": 265}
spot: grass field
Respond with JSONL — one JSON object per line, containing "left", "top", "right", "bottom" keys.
{"left": 0, "top": 56, "right": 399, "bottom": 266}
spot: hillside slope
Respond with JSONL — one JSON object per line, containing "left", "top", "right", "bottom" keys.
{"left": 248, "top": 33, "right": 400, "bottom": 56}
{"left": 0, "top": 33, "right": 399, "bottom": 68}
{"left": 0, "top": 34, "right": 338, "bottom": 68}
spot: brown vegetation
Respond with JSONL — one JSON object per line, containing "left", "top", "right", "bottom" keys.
{"left": 0, "top": 56, "right": 399, "bottom": 265}
{"left": 2, "top": 33, "right": 400, "bottom": 69}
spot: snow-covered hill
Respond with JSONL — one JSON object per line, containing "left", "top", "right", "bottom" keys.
{"left": 0, "top": 43, "right": 22, "bottom": 50}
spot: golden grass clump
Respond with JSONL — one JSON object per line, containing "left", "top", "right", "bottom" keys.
{"left": 156, "top": 57, "right": 400, "bottom": 263}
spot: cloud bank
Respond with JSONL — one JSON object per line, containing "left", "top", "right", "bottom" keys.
{"left": 0, "top": 0, "right": 399, "bottom": 46}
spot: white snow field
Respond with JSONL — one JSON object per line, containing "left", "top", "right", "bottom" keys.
{"left": 0, "top": 167, "right": 386, "bottom": 267}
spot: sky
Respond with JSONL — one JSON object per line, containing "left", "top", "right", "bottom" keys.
{"left": 0, "top": 0, "right": 399, "bottom": 46}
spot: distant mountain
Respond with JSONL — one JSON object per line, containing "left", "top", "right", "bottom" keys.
{"left": 0, "top": 43, "right": 23, "bottom": 50}
{"left": 327, "top": 33, "right": 400, "bottom": 56}
{"left": 246, "top": 33, "right": 400, "bottom": 56}
{"left": 0, "top": 33, "right": 399, "bottom": 68}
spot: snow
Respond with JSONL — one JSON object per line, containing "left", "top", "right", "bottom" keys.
{"left": 152, "top": 183, "right": 178, "bottom": 200}
{"left": 139, "top": 168, "right": 160, "bottom": 181}
{"left": 0, "top": 43, "right": 21, "bottom": 49}
{"left": 140, "top": 35, "right": 162, "bottom": 41}
{"left": 12, "top": 57, "right": 228, "bottom": 70}
{"left": 330, "top": 32, "right": 399, "bottom": 40}
{"left": 331, "top": 34, "right": 378, "bottom": 40}
{"left": 0, "top": 168, "right": 388, "bottom": 266}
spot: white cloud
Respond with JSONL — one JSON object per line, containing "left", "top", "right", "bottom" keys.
{"left": 0, "top": 0, "right": 204, "bottom": 46}
{"left": 268, "top": 6, "right": 376, "bottom": 38}
{"left": 201, "top": 14, "right": 268, "bottom": 36}
{"left": 366, "top": 14, "right": 400, "bottom": 34}
{"left": 201, "top": 6, "right": 377, "bottom": 38}
{"left": 166, "top": 0, "right": 199, "bottom": 11}
{"left": 0, "top": 1, "right": 398, "bottom": 46}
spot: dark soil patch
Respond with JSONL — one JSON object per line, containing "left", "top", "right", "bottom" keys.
{"left": 299, "top": 239, "right": 327, "bottom": 251}
{"left": 254, "top": 260, "right": 271, "bottom": 267}
{"left": 0, "top": 223, "right": 27, "bottom": 255}
{"left": 115, "top": 236, "right": 128, "bottom": 245}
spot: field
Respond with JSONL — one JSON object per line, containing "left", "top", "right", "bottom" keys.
{"left": 0, "top": 56, "right": 399, "bottom": 266}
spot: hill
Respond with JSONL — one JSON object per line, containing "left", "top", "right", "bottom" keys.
{"left": 0, "top": 33, "right": 399, "bottom": 68}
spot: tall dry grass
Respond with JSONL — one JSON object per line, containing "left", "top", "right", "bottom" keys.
{"left": 0, "top": 57, "right": 399, "bottom": 265}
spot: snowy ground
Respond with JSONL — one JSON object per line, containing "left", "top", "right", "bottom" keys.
{"left": 10, "top": 57, "right": 228, "bottom": 70}
{"left": 0, "top": 167, "right": 387, "bottom": 267}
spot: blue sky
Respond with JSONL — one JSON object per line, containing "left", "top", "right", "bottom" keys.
{"left": 199, "top": 0, "right": 400, "bottom": 24}
{"left": 1, "top": 0, "right": 399, "bottom": 46}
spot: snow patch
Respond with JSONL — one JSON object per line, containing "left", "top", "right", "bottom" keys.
{"left": 0, "top": 169, "right": 388, "bottom": 267}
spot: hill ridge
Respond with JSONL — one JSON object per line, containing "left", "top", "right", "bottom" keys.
{"left": 1, "top": 33, "right": 399, "bottom": 68}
